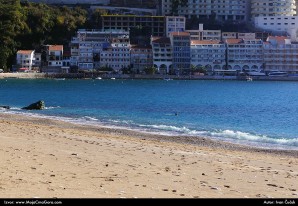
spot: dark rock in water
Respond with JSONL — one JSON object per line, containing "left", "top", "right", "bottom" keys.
{"left": 0, "top": 106, "right": 10, "bottom": 109}
{"left": 22, "top": 100, "right": 45, "bottom": 110}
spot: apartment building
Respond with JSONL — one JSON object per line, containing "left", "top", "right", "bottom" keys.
{"left": 254, "top": 16, "right": 298, "bottom": 41}
{"left": 130, "top": 45, "right": 153, "bottom": 73}
{"left": 100, "top": 35, "right": 131, "bottom": 71}
{"left": 70, "top": 29, "right": 129, "bottom": 70}
{"left": 16, "top": 50, "right": 35, "bottom": 71}
{"left": 191, "top": 40, "right": 226, "bottom": 72}
{"left": 170, "top": 32, "right": 191, "bottom": 73}
{"left": 150, "top": 36, "right": 173, "bottom": 74}
{"left": 251, "top": 0, "right": 296, "bottom": 19}
{"left": 162, "top": 0, "right": 250, "bottom": 22}
{"left": 225, "top": 38, "right": 263, "bottom": 71}
{"left": 263, "top": 36, "right": 298, "bottom": 73}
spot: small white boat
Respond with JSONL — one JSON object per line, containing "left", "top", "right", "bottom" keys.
{"left": 111, "top": 77, "right": 116, "bottom": 80}
{"left": 246, "top": 76, "right": 253, "bottom": 81}
{"left": 268, "top": 71, "right": 288, "bottom": 77}
{"left": 54, "top": 78, "right": 65, "bottom": 81}
{"left": 95, "top": 77, "right": 102, "bottom": 80}
{"left": 164, "top": 78, "right": 173, "bottom": 81}
{"left": 247, "top": 70, "right": 266, "bottom": 76}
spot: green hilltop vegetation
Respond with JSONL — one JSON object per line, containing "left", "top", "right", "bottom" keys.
{"left": 0, "top": 0, "right": 93, "bottom": 71}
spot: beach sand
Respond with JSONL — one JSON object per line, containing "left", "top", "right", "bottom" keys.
{"left": 0, "top": 113, "right": 297, "bottom": 198}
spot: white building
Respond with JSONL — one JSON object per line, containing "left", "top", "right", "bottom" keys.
{"left": 190, "top": 40, "right": 226, "bottom": 72}
{"left": 263, "top": 36, "right": 298, "bottom": 73}
{"left": 100, "top": 35, "right": 131, "bottom": 72}
{"left": 165, "top": 16, "right": 186, "bottom": 37}
{"left": 254, "top": 16, "right": 298, "bottom": 41}
{"left": 151, "top": 36, "right": 173, "bottom": 74}
{"left": 187, "top": 24, "right": 221, "bottom": 41}
{"left": 162, "top": 0, "right": 250, "bottom": 22}
{"left": 70, "top": 29, "right": 129, "bottom": 71}
{"left": 47, "top": 45, "right": 63, "bottom": 67}
{"left": 225, "top": 38, "right": 263, "bottom": 71}
{"left": 16, "top": 50, "right": 35, "bottom": 71}
{"left": 251, "top": 0, "right": 296, "bottom": 19}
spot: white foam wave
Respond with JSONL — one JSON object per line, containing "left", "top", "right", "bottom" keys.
{"left": 0, "top": 109, "right": 297, "bottom": 149}
{"left": 83, "top": 116, "right": 98, "bottom": 121}
{"left": 45, "top": 106, "right": 61, "bottom": 110}
{"left": 138, "top": 124, "right": 298, "bottom": 148}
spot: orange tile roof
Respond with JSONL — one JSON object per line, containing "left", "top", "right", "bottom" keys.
{"left": 191, "top": 40, "right": 222, "bottom": 45}
{"left": 225, "top": 38, "right": 243, "bottom": 44}
{"left": 170, "top": 31, "right": 190, "bottom": 36}
{"left": 49, "top": 45, "right": 63, "bottom": 51}
{"left": 267, "top": 36, "right": 290, "bottom": 44}
{"left": 17, "top": 50, "right": 34, "bottom": 55}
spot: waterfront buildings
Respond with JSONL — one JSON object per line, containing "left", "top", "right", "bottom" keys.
{"left": 225, "top": 38, "right": 263, "bottom": 71}
{"left": 251, "top": 0, "right": 296, "bottom": 19}
{"left": 99, "top": 34, "right": 131, "bottom": 71}
{"left": 263, "top": 36, "right": 298, "bottom": 73}
{"left": 161, "top": 0, "right": 250, "bottom": 22}
{"left": 16, "top": 50, "right": 35, "bottom": 71}
{"left": 190, "top": 40, "right": 226, "bottom": 72}
{"left": 43, "top": 45, "right": 64, "bottom": 73}
{"left": 130, "top": 45, "right": 153, "bottom": 73}
{"left": 170, "top": 32, "right": 191, "bottom": 74}
{"left": 150, "top": 36, "right": 173, "bottom": 74}
{"left": 70, "top": 29, "right": 129, "bottom": 71}
{"left": 254, "top": 16, "right": 298, "bottom": 41}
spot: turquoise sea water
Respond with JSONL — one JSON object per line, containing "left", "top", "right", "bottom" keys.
{"left": 0, "top": 78, "right": 298, "bottom": 150}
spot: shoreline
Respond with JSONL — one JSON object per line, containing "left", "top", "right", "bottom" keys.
{"left": 2, "top": 72, "right": 298, "bottom": 81}
{"left": 0, "top": 113, "right": 297, "bottom": 198}
{"left": 2, "top": 111, "right": 298, "bottom": 155}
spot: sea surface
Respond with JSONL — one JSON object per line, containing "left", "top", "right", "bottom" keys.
{"left": 0, "top": 78, "right": 298, "bottom": 150}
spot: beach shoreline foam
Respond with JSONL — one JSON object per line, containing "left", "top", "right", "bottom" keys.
{"left": 0, "top": 113, "right": 297, "bottom": 198}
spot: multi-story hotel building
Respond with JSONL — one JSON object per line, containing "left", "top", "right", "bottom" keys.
{"left": 70, "top": 29, "right": 129, "bottom": 70}
{"left": 170, "top": 32, "right": 191, "bottom": 74}
{"left": 190, "top": 40, "right": 226, "bottom": 71}
{"left": 254, "top": 16, "right": 298, "bottom": 41}
{"left": 130, "top": 45, "right": 153, "bottom": 73}
{"left": 251, "top": 0, "right": 296, "bottom": 19}
{"left": 150, "top": 36, "right": 173, "bottom": 74}
{"left": 263, "top": 36, "right": 298, "bottom": 73}
{"left": 225, "top": 38, "right": 263, "bottom": 71}
{"left": 100, "top": 35, "right": 131, "bottom": 71}
{"left": 162, "top": 0, "right": 250, "bottom": 22}
{"left": 16, "top": 50, "right": 35, "bottom": 71}
{"left": 101, "top": 15, "right": 165, "bottom": 37}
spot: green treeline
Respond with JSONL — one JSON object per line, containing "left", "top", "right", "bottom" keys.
{"left": 0, "top": 0, "right": 92, "bottom": 71}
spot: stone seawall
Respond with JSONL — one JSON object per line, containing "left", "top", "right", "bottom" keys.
{"left": 2, "top": 73, "right": 298, "bottom": 81}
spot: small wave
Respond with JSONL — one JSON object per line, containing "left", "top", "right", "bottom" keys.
{"left": 210, "top": 130, "right": 298, "bottom": 147}
{"left": 83, "top": 116, "right": 98, "bottom": 121}
{"left": 137, "top": 124, "right": 298, "bottom": 148}
{"left": 45, "top": 106, "right": 61, "bottom": 110}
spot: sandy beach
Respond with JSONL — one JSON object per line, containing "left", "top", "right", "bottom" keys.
{"left": 0, "top": 113, "right": 297, "bottom": 198}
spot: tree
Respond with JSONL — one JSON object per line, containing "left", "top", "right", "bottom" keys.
{"left": 0, "top": 0, "right": 27, "bottom": 71}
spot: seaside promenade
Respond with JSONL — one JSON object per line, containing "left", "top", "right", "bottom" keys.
{"left": 2, "top": 73, "right": 298, "bottom": 81}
